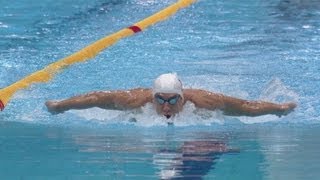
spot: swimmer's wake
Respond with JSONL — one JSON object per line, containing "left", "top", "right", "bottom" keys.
{"left": 0, "top": 0, "right": 196, "bottom": 111}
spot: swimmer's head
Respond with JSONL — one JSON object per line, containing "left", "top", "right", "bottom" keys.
{"left": 152, "top": 73, "right": 183, "bottom": 97}
{"left": 152, "top": 73, "right": 184, "bottom": 119}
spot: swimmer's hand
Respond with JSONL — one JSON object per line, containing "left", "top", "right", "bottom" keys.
{"left": 45, "top": 100, "right": 64, "bottom": 114}
{"left": 275, "top": 102, "right": 297, "bottom": 117}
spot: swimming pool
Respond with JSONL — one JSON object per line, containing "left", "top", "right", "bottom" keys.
{"left": 1, "top": 0, "right": 319, "bottom": 179}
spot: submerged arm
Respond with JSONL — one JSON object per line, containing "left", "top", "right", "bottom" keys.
{"left": 185, "top": 89, "right": 296, "bottom": 117}
{"left": 45, "top": 88, "right": 152, "bottom": 114}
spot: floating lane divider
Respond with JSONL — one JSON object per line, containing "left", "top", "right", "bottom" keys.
{"left": 0, "top": 0, "right": 196, "bottom": 111}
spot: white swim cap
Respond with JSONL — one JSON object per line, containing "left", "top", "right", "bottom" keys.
{"left": 153, "top": 73, "right": 183, "bottom": 96}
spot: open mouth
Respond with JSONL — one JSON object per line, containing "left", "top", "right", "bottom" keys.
{"left": 165, "top": 115, "right": 171, "bottom": 119}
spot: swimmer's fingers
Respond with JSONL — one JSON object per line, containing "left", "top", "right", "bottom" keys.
{"left": 276, "top": 102, "right": 297, "bottom": 117}
{"left": 45, "top": 100, "right": 63, "bottom": 114}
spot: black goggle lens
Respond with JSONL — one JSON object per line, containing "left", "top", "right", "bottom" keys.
{"left": 155, "top": 95, "right": 180, "bottom": 105}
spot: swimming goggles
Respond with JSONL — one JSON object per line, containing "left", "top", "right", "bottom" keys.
{"left": 155, "top": 95, "right": 180, "bottom": 105}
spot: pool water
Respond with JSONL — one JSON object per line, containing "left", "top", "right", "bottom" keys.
{"left": 0, "top": 0, "right": 319, "bottom": 179}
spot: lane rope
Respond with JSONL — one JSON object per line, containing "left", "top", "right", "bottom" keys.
{"left": 0, "top": 0, "right": 196, "bottom": 111}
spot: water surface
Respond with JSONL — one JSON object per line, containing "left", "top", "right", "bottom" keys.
{"left": 0, "top": 0, "right": 319, "bottom": 179}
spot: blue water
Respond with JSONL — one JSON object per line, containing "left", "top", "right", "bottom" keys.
{"left": 0, "top": 0, "right": 320, "bottom": 179}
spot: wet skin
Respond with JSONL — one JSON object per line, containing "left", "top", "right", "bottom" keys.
{"left": 45, "top": 88, "right": 297, "bottom": 119}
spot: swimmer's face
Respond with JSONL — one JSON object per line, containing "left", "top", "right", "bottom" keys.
{"left": 153, "top": 93, "right": 183, "bottom": 119}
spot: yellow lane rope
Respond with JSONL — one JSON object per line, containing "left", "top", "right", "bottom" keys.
{"left": 0, "top": 0, "right": 196, "bottom": 111}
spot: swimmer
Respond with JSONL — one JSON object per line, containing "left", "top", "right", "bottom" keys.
{"left": 45, "top": 73, "right": 297, "bottom": 119}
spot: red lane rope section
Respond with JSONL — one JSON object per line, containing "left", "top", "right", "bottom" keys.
{"left": 0, "top": 100, "right": 4, "bottom": 111}
{"left": 128, "top": 25, "right": 142, "bottom": 33}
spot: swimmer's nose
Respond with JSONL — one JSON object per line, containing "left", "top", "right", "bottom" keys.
{"left": 162, "top": 102, "right": 171, "bottom": 113}
{"left": 162, "top": 103, "right": 172, "bottom": 119}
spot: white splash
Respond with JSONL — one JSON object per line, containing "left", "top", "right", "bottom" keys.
{"left": 72, "top": 102, "right": 225, "bottom": 127}
{"left": 259, "top": 78, "right": 299, "bottom": 103}
{"left": 237, "top": 77, "right": 299, "bottom": 124}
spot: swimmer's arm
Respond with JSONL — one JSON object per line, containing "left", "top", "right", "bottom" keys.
{"left": 185, "top": 89, "right": 296, "bottom": 117}
{"left": 45, "top": 88, "right": 153, "bottom": 114}
{"left": 219, "top": 95, "right": 297, "bottom": 117}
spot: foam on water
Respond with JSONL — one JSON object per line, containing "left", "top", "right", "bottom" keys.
{"left": 259, "top": 77, "right": 299, "bottom": 103}
{"left": 71, "top": 102, "right": 223, "bottom": 127}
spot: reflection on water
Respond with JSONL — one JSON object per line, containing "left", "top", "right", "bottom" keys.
{"left": 72, "top": 126, "right": 239, "bottom": 179}
{"left": 1, "top": 122, "right": 320, "bottom": 179}
{"left": 154, "top": 141, "right": 238, "bottom": 179}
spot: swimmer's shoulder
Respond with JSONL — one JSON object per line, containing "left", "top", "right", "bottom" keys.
{"left": 183, "top": 88, "right": 222, "bottom": 104}
{"left": 130, "top": 87, "right": 152, "bottom": 92}
{"left": 183, "top": 88, "right": 200, "bottom": 103}
{"left": 129, "top": 88, "right": 153, "bottom": 103}
{"left": 183, "top": 88, "right": 221, "bottom": 96}
{"left": 129, "top": 88, "right": 152, "bottom": 97}
{"left": 183, "top": 88, "right": 204, "bottom": 98}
